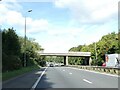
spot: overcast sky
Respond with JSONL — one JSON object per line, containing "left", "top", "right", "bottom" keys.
{"left": 0, "top": 0, "right": 119, "bottom": 53}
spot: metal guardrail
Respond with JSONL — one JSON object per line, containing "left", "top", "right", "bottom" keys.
{"left": 68, "top": 65, "right": 120, "bottom": 75}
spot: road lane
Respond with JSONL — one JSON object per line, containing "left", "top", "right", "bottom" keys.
{"left": 57, "top": 67, "right": 118, "bottom": 88}
{"left": 65, "top": 67, "right": 118, "bottom": 88}
{"left": 32, "top": 67, "right": 48, "bottom": 89}
{"left": 36, "top": 67, "right": 118, "bottom": 88}
{"left": 36, "top": 67, "right": 74, "bottom": 88}
{"left": 2, "top": 66, "right": 118, "bottom": 89}
{"left": 2, "top": 68, "right": 46, "bottom": 89}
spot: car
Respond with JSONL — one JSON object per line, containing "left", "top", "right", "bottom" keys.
{"left": 55, "top": 63, "right": 59, "bottom": 67}
{"left": 102, "top": 62, "right": 106, "bottom": 67}
{"left": 49, "top": 64, "right": 54, "bottom": 67}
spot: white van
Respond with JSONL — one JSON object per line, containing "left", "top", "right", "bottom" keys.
{"left": 105, "top": 54, "right": 120, "bottom": 68}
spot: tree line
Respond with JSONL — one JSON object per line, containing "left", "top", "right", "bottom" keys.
{"left": 69, "top": 32, "right": 119, "bottom": 66}
{"left": 2, "top": 28, "right": 45, "bottom": 72}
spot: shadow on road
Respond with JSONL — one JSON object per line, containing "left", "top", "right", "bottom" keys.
{"left": 35, "top": 73, "right": 54, "bottom": 89}
{"left": 2, "top": 67, "right": 47, "bottom": 89}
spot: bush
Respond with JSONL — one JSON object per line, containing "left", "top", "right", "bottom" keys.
{"left": 91, "top": 59, "right": 103, "bottom": 66}
{"left": 91, "top": 59, "right": 97, "bottom": 66}
{"left": 39, "top": 60, "right": 46, "bottom": 67}
{"left": 3, "top": 54, "right": 22, "bottom": 72}
{"left": 97, "top": 59, "right": 104, "bottom": 66}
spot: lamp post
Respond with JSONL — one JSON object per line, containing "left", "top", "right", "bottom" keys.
{"left": 24, "top": 10, "right": 32, "bottom": 67}
{"left": 95, "top": 42, "right": 97, "bottom": 60}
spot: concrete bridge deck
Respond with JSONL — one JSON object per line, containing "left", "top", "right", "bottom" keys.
{"left": 37, "top": 52, "right": 91, "bottom": 57}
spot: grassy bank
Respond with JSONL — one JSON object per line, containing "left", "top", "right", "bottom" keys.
{"left": 2, "top": 65, "right": 40, "bottom": 81}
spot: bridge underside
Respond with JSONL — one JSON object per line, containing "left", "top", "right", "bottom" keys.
{"left": 38, "top": 52, "right": 91, "bottom": 66}
{"left": 63, "top": 56, "right": 90, "bottom": 66}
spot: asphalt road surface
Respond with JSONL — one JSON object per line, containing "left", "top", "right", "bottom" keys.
{"left": 2, "top": 66, "right": 119, "bottom": 89}
{"left": 36, "top": 67, "right": 118, "bottom": 88}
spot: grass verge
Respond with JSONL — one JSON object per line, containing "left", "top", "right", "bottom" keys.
{"left": 2, "top": 65, "right": 40, "bottom": 81}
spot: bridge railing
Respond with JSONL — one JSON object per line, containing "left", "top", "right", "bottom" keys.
{"left": 68, "top": 65, "right": 120, "bottom": 75}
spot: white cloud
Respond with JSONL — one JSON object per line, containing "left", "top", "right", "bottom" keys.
{"left": 0, "top": 1, "right": 118, "bottom": 53}
{"left": 40, "top": 38, "right": 78, "bottom": 53}
{"left": 47, "top": 26, "right": 84, "bottom": 37}
{"left": 0, "top": 2, "right": 49, "bottom": 34}
{"left": 2, "top": 0, "right": 55, "bottom": 2}
{"left": 54, "top": 0, "right": 119, "bottom": 24}
{"left": 43, "top": 19, "right": 117, "bottom": 52}
{"left": 6, "top": 11, "right": 24, "bottom": 26}
{"left": 0, "top": 2, "right": 23, "bottom": 26}
{"left": 26, "top": 18, "right": 49, "bottom": 33}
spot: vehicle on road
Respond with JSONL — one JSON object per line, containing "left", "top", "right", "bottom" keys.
{"left": 49, "top": 64, "right": 54, "bottom": 67}
{"left": 105, "top": 54, "right": 120, "bottom": 68}
{"left": 102, "top": 62, "right": 106, "bottom": 67}
{"left": 55, "top": 63, "right": 59, "bottom": 67}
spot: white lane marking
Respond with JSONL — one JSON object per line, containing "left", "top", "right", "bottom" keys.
{"left": 69, "top": 72, "right": 72, "bottom": 75}
{"left": 63, "top": 70, "right": 65, "bottom": 71}
{"left": 67, "top": 67, "right": 119, "bottom": 77}
{"left": 83, "top": 79, "right": 92, "bottom": 84}
{"left": 31, "top": 67, "right": 48, "bottom": 90}
{"left": 35, "top": 71, "right": 42, "bottom": 74}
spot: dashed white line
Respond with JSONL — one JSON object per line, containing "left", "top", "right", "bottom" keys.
{"left": 67, "top": 67, "right": 119, "bottom": 77}
{"left": 83, "top": 79, "right": 92, "bottom": 84}
{"left": 63, "top": 70, "right": 65, "bottom": 71}
{"left": 69, "top": 72, "right": 72, "bottom": 75}
{"left": 31, "top": 67, "right": 48, "bottom": 90}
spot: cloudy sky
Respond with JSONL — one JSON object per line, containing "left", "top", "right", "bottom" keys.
{"left": 0, "top": 0, "right": 119, "bottom": 53}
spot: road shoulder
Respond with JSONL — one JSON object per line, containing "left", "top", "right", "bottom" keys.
{"left": 2, "top": 67, "right": 46, "bottom": 89}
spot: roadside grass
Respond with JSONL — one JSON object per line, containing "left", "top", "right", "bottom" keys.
{"left": 2, "top": 65, "right": 40, "bottom": 81}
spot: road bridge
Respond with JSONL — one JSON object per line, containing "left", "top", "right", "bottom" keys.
{"left": 37, "top": 52, "right": 91, "bottom": 65}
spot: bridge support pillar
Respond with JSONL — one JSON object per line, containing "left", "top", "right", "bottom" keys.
{"left": 89, "top": 57, "right": 92, "bottom": 66}
{"left": 64, "top": 56, "right": 68, "bottom": 66}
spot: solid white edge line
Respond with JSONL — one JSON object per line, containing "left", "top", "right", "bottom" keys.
{"left": 83, "top": 79, "right": 92, "bottom": 84}
{"left": 31, "top": 67, "right": 48, "bottom": 90}
{"left": 67, "top": 67, "right": 119, "bottom": 77}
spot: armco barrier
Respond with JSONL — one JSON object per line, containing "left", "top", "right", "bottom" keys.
{"left": 68, "top": 65, "right": 120, "bottom": 75}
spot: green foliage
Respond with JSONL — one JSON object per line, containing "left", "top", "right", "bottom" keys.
{"left": 2, "top": 28, "right": 22, "bottom": 72}
{"left": 2, "top": 54, "right": 22, "bottom": 71}
{"left": 2, "top": 28, "right": 21, "bottom": 56}
{"left": 39, "top": 60, "right": 46, "bottom": 67}
{"left": 45, "top": 56, "right": 63, "bottom": 63}
{"left": 69, "top": 32, "right": 119, "bottom": 66}
{"left": 34, "top": 55, "right": 46, "bottom": 67}
{"left": 2, "top": 28, "right": 44, "bottom": 72}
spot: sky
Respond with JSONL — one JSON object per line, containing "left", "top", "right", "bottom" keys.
{"left": 0, "top": 0, "right": 119, "bottom": 53}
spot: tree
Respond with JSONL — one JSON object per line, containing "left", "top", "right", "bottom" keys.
{"left": 2, "top": 28, "right": 22, "bottom": 72}
{"left": 69, "top": 32, "right": 119, "bottom": 66}
{"left": 2, "top": 28, "right": 44, "bottom": 72}
{"left": 19, "top": 37, "right": 44, "bottom": 67}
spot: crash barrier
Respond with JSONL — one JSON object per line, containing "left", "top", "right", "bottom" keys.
{"left": 68, "top": 65, "right": 120, "bottom": 75}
